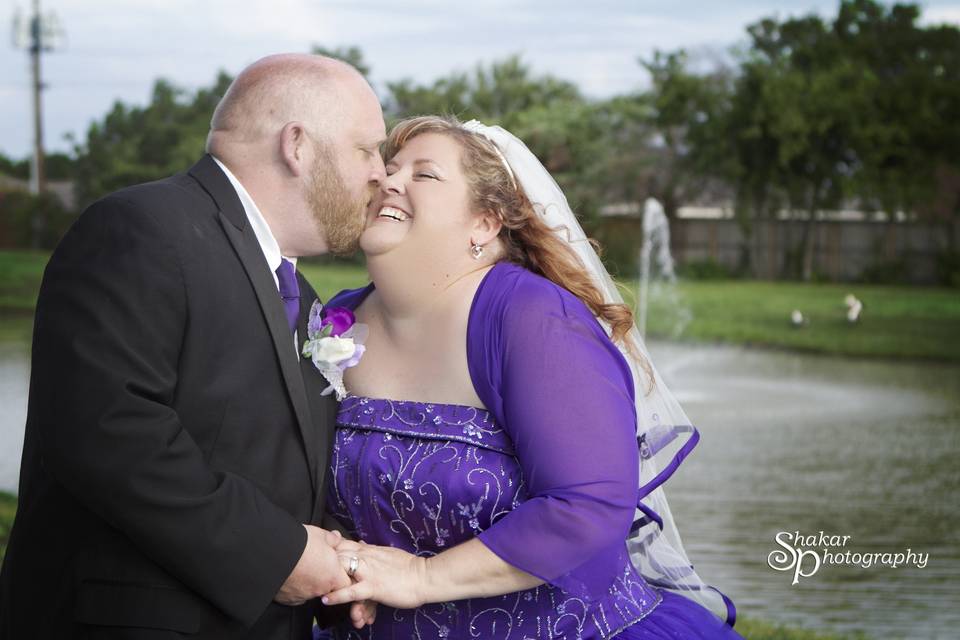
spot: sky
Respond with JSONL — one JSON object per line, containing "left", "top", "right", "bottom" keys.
{"left": 2, "top": 0, "right": 959, "bottom": 159}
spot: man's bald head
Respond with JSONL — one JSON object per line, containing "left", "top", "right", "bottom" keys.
{"left": 202, "top": 53, "right": 386, "bottom": 258}
{"left": 206, "top": 53, "right": 373, "bottom": 153}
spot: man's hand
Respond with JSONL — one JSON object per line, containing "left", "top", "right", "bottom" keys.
{"left": 349, "top": 599, "right": 377, "bottom": 629}
{"left": 275, "top": 525, "right": 352, "bottom": 606}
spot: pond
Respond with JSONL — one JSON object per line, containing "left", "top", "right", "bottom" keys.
{"left": 1, "top": 329, "right": 957, "bottom": 638}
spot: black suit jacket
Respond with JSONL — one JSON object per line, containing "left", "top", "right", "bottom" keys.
{"left": 0, "top": 156, "right": 338, "bottom": 639}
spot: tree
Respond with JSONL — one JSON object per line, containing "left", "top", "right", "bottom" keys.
{"left": 0, "top": 152, "right": 74, "bottom": 181}
{"left": 648, "top": 1, "right": 960, "bottom": 279}
{"left": 386, "top": 55, "right": 582, "bottom": 129}
{"left": 640, "top": 50, "right": 734, "bottom": 220}
{"left": 833, "top": 0, "right": 960, "bottom": 251}
{"left": 311, "top": 45, "right": 371, "bottom": 78}
{"left": 383, "top": 56, "right": 605, "bottom": 217}
{"left": 742, "top": 14, "right": 876, "bottom": 279}
{"left": 72, "top": 46, "right": 378, "bottom": 208}
{"left": 72, "top": 72, "right": 233, "bottom": 208}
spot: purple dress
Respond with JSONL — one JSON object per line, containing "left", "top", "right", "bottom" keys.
{"left": 319, "top": 263, "right": 743, "bottom": 640}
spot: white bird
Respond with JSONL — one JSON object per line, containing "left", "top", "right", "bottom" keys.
{"left": 844, "top": 294, "right": 863, "bottom": 323}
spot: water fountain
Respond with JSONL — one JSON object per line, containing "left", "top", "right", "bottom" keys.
{"left": 636, "top": 197, "right": 691, "bottom": 339}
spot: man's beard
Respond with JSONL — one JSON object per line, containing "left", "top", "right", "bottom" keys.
{"left": 307, "top": 155, "right": 368, "bottom": 256}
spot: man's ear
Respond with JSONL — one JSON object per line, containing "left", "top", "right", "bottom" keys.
{"left": 279, "top": 121, "right": 310, "bottom": 177}
{"left": 471, "top": 210, "right": 503, "bottom": 246}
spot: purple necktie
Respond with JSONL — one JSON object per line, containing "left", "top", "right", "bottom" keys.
{"left": 275, "top": 258, "right": 300, "bottom": 334}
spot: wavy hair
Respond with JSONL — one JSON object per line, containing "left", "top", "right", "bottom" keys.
{"left": 384, "top": 115, "right": 651, "bottom": 378}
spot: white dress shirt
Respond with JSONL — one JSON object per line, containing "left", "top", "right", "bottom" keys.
{"left": 212, "top": 156, "right": 300, "bottom": 351}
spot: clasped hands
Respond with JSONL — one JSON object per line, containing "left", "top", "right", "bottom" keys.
{"left": 276, "top": 525, "right": 429, "bottom": 630}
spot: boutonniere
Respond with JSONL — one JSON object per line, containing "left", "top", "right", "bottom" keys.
{"left": 301, "top": 300, "right": 368, "bottom": 400}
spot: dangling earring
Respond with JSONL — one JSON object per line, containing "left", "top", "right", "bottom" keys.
{"left": 470, "top": 241, "right": 484, "bottom": 260}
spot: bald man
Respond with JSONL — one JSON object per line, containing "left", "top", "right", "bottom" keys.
{"left": 0, "top": 54, "right": 386, "bottom": 639}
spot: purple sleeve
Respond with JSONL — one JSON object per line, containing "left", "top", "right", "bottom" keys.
{"left": 325, "top": 283, "right": 374, "bottom": 310}
{"left": 476, "top": 277, "right": 639, "bottom": 595}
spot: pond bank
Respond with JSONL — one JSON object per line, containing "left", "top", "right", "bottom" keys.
{"left": 4, "top": 250, "right": 957, "bottom": 361}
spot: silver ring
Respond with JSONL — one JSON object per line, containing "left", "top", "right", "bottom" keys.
{"left": 347, "top": 555, "right": 359, "bottom": 578}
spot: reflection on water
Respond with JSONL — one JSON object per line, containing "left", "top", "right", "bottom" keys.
{"left": 1, "top": 331, "right": 958, "bottom": 637}
{"left": 649, "top": 342, "right": 960, "bottom": 639}
{"left": 0, "top": 342, "right": 28, "bottom": 494}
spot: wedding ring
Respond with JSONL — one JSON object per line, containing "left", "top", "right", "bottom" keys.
{"left": 347, "top": 555, "right": 359, "bottom": 578}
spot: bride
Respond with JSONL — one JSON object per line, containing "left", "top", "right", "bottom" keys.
{"left": 315, "top": 116, "right": 743, "bottom": 639}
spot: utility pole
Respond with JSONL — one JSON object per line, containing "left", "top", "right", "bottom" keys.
{"left": 29, "top": 0, "right": 45, "bottom": 196}
{"left": 12, "top": 1, "right": 64, "bottom": 247}
{"left": 12, "top": 1, "right": 64, "bottom": 195}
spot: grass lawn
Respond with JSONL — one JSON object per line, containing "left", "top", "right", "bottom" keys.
{"left": 298, "top": 259, "right": 370, "bottom": 302}
{"left": 735, "top": 618, "right": 870, "bottom": 640}
{"left": 0, "top": 490, "right": 16, "bottom": 560}
{"left": 643, "top": 279, "right": 960, "bottom": 361}
{"left": 1, "top": 250, "right": 957, "bottom": 362}
{"left": 0, "top": 251, "right": 48, "bottom": 312}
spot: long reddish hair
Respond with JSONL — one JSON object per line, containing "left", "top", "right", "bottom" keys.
{"left": 385, "top": 115, "right": 651, "bottom": 381}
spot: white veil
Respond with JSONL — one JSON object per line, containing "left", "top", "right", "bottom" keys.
{"left": 461, "top": 120, "right": 733, "bottom": 623}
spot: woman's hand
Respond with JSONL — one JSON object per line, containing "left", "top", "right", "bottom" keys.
{"left": 324, "top": 539, "right": 429, "bottom": 610}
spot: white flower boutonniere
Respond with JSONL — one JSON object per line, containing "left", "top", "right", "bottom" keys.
{"left": 301, "top": 300, "right": 368, "bottom": 400}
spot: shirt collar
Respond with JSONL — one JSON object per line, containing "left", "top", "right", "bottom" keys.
{"left": 211, "top": 156, "right": 296, "bottom": 274}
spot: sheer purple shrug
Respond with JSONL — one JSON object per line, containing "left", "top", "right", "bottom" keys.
{"left": 329, "top": 261, "right": 640, "bottom": 600}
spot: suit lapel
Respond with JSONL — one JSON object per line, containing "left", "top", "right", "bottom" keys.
{"left": 189, "top": 155, "right": 319, "bottom": 495}
{"left": 297, "top": 279, "right": 338, "bottom": 521}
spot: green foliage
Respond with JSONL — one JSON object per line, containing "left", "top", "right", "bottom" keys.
{"left": 386, "top": 55, "right": 582, "bottom": 128}
{"left": 385, "top": 55, "right": 652, "bottom": 224}
{"left": 5, "top": 251, "right": 958, "bottom": 361}
{"left": 40, "top": 5, "right": 960, "bottom": 284}
{"left": 859, "top": 257, "right": 909, "bottom": 284}
{"left": 0, "top": 152, "right": 75, "bottom": 181}
{"left": 587, "top": 216, "right": 643, "bottom": 278}
{"left": 639, "top": 50, "right": 733, "bottom": 218}
{"left": 0, "top": 189, "right": 76, "bottom": 250}
{"left": 44, "top": 153, "right": 76, "bottom": 180}
{"left": 0, "top": 251, "right": 47, "bottom": 311}
{"left": 311, "top": 45, "right": 371, "bottom": 77}
{"left": 659, "top": 1, "right": 960, "bottom": 280}
{"left": 384, "top": 55, "right": 624, "bottom": 223}
{"left": 934, "top": 250, "right": 960, "bottom": 287}
{"left": 835, "top": 1, "right": 960, "bottom": 219}
{"left": 72, "top": 72, "right": 233, "bottom": 209}
{"left": 0, "top": 490, "right": 16, "bottom": 562}
{"left": 0, "top": 153, "right": 27, "bottom": 179}
{"left": 736, "top": 617, "right": 871, "bottom": 640}
{"left": 676, "top": 258, "right": 737, "bottom": 280}
{"left": 297, "top": 261, "right": 371, "bottom": 303}
{"left": 509, "top": 100, "right": 618, "bottom": 221}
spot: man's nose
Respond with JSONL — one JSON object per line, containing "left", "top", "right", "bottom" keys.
{"left": 370, "top": 155, "right": 386, "bottom": 184}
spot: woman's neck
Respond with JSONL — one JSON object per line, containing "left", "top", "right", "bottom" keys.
{"left": 365, "top": 253, "right": 496, "bottom": 326}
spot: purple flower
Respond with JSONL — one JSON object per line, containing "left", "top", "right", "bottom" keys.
{"left": 322, "top": 307, "right": 355, "bottom": 337}
{"left": 302, "top": 299, "right": 367, "bottom": 400}
{"left": 307, "top": 301, "right": 326, "bottom": 337}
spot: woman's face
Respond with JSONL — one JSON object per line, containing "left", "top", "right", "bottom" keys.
{"left": 360, "top": 133, "right": 476, "bottom": 262}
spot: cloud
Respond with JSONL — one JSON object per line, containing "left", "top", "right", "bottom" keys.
{"left": 2, "top": 0, "right": 958, "bottom": 158}
{"left": 921, "top": 6, "right": 960, "bottom": 26}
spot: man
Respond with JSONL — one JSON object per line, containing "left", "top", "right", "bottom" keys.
{"left": 0, "top": 53, "right": 386, "bottom": 639}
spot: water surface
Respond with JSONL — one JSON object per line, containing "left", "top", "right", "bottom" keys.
{"left": 1, "top": 333, "right": 957, "bottom": 637}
